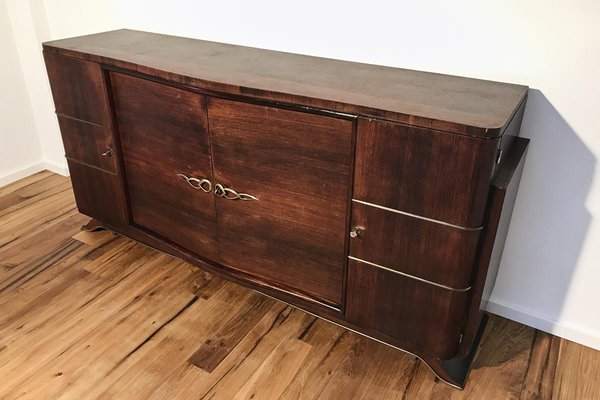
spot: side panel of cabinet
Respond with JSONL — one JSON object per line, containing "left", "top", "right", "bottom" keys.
{"left": 110, "top": 72, "right": 218, "bottom": 259}
{"left": 354, "top": 118, "right": 499, "bottom": 228}
{"left": 43, "top": 52, "right": 128, "bottom": 226}
{"left": 207, "top": 98, "right": 354, "bottom": 307}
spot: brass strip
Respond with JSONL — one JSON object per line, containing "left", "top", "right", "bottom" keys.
{"left": 56, "top": 112, "right": 105, "bottom": 128}
{"left": 255, "top": 290, "right": 463, "bottom": 390}
{"left": 351, "top": 199, "right": 483, "bottom": 232}
{"left": 348, "top": 256, "right": 472, "bottom": 293}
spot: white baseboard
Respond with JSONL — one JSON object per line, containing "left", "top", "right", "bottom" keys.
{"left": 0, "top": 162, "right": 46, "bottom": 187}
{"left": 486, "top": 297, "right": 600, "bottom": 351}
{"left": 0, "top": 159, "right": 69, "bottom": 188}
{"left": 43, "top": 160, "right": 69, "bottom": 176}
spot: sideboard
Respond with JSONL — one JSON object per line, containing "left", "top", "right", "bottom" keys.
{"left": 43, "top": 29, "right": 529, "bottom": 389}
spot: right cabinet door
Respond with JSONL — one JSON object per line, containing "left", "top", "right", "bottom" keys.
{"left": 207, "top": 98, "right": 355, "bottom": 308}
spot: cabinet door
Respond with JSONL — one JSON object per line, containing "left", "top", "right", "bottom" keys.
{"left": 208, "top": 98, "right": 354, "bottom": 307}
{"left": 110, "top": 72, "right": 218, "bottom": 258}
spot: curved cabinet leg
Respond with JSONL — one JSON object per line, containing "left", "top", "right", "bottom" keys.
{"left": 81, "top": 218, "right": 107, "bottom": 232}
{"left": 422, "top": 314, "right": 488, "bottom": 389}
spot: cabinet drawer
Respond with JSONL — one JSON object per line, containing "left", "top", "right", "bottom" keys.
{"left": 349, "top": 201, "right": 480, "bottom": 289}
{"left": 354, "top": 118, "right": 499, "bottom": 228}
{"left": 59, "top": 117, "right": 116, "bottom": 173}
{"left": 44, "top": 52, "right": 110, "bottom": 126}
{"left": 345, "top": 259, "right": 469, "bottom": 358}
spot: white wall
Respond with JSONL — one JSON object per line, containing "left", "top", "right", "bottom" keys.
{"left": 0, "top": 0, "right": 43, "bottom": 185}
{"left": 6, "top": 0, "right": 67, "bottom": 175}
{"left": 4, "top": 0, "right": 600, "bottom": 349}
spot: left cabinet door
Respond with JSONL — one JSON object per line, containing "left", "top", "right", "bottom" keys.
{"left": 109, "top": 72, "right": 218, "bottom": 259}
{"left": 44, "top": 52, "right": 128, "bottom": 227}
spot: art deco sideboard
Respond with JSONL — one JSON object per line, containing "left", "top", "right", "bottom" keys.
{"left": 43, "top": 29, "right": 529, "bottom": 388}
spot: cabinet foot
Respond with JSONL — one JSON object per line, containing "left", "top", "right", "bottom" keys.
{"left": 422, "top": 314, "right": 488, "bottom": 389}
{"left": 81, "top": 218, "right": 107, "bottom": 232}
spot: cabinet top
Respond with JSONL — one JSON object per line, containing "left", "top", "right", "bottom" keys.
{"left": 43, "top": 29, "right": 527, "bottom": 137}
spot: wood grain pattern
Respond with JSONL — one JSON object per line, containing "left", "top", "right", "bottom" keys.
{"left": 42, "top": 29, "right": 528, "bottom": 137}
{"left": 345, "top": 259, "right": 469, "bottom": 359}
{"left": 44, "top": 51, "right": 111, "bottom": 126}
{"left": 354, "top": 118, "right": 500, "bottom": 228}
{"left": 110, "top": 71, "right": 218, "bottom": 259}
{"left": 207, "top": 97, "right": 354, "bottom": 306}
{"left": 350, "top": 201, "right": 480, "bottom": 289}
{"left": 553, "top": 340, "right": 600, "bottom": 400}
{"left": 58, "top": 116, "right": 117, "bottom": 173}
{"left": 66, "top": 159, "right": 128, "bottom": 226}
{"left": 0, "top": 171, "right": 597, "bottom": 399}
{"left": 520, "top": 331, "right": 560, "bottom": 400}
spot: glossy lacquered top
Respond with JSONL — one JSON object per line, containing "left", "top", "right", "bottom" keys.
{"left": 43, "top": 29, "right": 528, "bottom": 137}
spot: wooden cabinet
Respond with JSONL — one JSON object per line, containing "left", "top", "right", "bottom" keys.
{"left": 43, "top": 29, "right": 530, "bottom": 389}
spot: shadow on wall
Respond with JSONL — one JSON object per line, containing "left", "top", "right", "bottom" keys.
{"left": 489, "top": 89, "right": 595, "bottom": 334}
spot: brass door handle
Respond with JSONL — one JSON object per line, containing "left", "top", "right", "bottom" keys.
{"left": 177, "top": 174, "right": 212, "bottom": 193}
{"left": 214, "top": 183, "right": 258, "bottom": 201}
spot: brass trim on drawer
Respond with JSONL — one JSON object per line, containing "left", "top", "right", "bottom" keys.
{"left": 348, "top": 256, "right": 472, "bottom": 293}
{"left": 351, "top": 199, "right": 483, "bottom": 231}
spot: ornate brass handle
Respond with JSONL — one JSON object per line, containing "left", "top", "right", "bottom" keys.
{"left": 177, "top": 173, "right": 212, "bottom": 193}
{"left": 214, "top": 183, "right": 258, "bottom": 201}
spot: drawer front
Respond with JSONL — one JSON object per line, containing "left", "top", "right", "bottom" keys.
{"left": 44, "top": 52, "right": 110, "bottom": 126}
{"left": 111, "top": 72, "right": 218, "bottom": 258}
{"left": 208, "top": 98, "right": 354, "bottom": 307}
{"left": 349, "top": 201, "right": 480, "bottom": 289}
{"left": 67, "top": 160, "right": 128, "bottom": 226}
{"left": 345, "top": 259, "right": 469, "bottom": 358}
{"left": 354, "top": 118, "right": 499, "bottom": 228}
{"left": 58, "top": 116, "right": 117, "bottom": 173}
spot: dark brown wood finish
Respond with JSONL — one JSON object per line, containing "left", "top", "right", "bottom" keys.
{"left": 44, "top": 52, "right": 111, "bottom": 126}
{"left": 42, "top": 30, "right": 530, "bottom": 389}
{"left": 110, "top": 72, "right": 219, "bottom": 259}
{"left": 349, "top": 202, "right": 480, "bottom": 289}
{"left": 354, "top": 118, "right": 500, "bottom": 228}
{"left": 44, "top": 51, "right": 128, "bottom": 227}
{"left": 207, "top": 97, "right": 354, "bottom": 307}
{"left": 458, "top": 137, "right": 530, "bottom": 356}
{"left": 57, "top": 116, "right": 117, "bottom": 173}
{"left": 345, "top": 259, "right": 469, "bottom": 359}
{"left": 42, "top": 29, "right": 528, "bottom": 137}
{"left": 66, "top": 160, "right": 128, "bottom": 226}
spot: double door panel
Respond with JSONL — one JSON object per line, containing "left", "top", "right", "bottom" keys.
{"left": 111, "top": 73, "right": 353, "bottom": 307}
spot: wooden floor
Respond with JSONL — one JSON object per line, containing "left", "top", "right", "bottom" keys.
{"left": 0, "top": 171, "right": 599, "bottom": 400}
